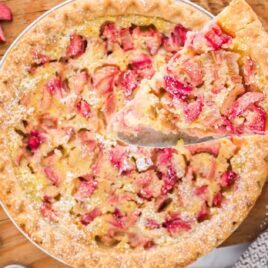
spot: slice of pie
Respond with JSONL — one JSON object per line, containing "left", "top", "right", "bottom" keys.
{"left": 112, "top": 0, "right": 268, "bottom": 139}
{"left": 0, "top": 0, "right": 268, "bottom": 267}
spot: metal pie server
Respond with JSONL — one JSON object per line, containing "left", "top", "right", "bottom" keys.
{"left": 117, "top": 129, "right": 224, "bottom": 148}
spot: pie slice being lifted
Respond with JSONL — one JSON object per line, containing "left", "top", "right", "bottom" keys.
{"left": 112, "top": 0, "right": 268, "bottom": 140}
{"left": 0, "top": 0, "right": 268, "bottom": 267}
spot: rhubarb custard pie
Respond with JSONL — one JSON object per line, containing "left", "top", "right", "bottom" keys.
{"left": 0, "top": 0, "right": 268, "bottom": 267}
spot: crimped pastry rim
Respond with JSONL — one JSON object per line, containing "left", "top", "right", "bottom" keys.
{"left": 0, "top": 0, "right": 213, "bottom": 69}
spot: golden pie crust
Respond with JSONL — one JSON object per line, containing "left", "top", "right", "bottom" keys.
{"left": 217, "top": 0, "right": 268, "bottom": 96}
{"left": 0, "top": 0, "right": 268, "bottom": 267}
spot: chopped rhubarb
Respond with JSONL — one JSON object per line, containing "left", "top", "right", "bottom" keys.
{"left": 197, "top": 208, "right": 209, "bottom": 222}
{"left": 129, "top": 53, "right": 152, "bottom": 70}
{"left": 163, "top": 213, "right": 191, "bottom": 234}
{"left": 229, "top": 92, "right": 264, "bottom": 120}
{"left": 244, "top": 105, "right": 266, "bottom": 134}
{"left": 195, "top": 185, "right": 208, "bottom": 196}
{"left": 243, "top": 57, "right": 256, "bottom": 86}
{"left": 212, "top": 192, "right": 223, "bottom": 207}
{"left": 207, "top": 158, "right": 217, "bottom": 179}
{"left": 184, "top": 98, "right": 203, "bottom": 122}
{"left": 0, "top": 25, "right": 5, "bottom": 43}
{"left": 120, "top": 28, "right": 134, "bottom": 51}
{"left": 33, "top": 51, "right": 50, "bottom": 65}
{"left": 183, "top": 59, "right": 203, "bottom": 87}
{"left": 128, "top": 210, "right": 141, "bottom": 226}
{"left": 139, "top": 26, "right": 163, "bottom": 55}
{"left": 93, "top": 65, "right": 119, "bottom": 94}
{"left": 118, "top": 70, "right": 138, "bottom": 97}
{"left": 69, "top": 71, "right": 89, "bottom": 94}
{"left": 112, "top": 207, "right": 125, "bottom": 219}
{"left": 100, "top": 21, "right": 118, "bottom": 40}
{"left": 75, "top": 176, "right": 98, "bottom": 201}
{"left": 188, "top": 142, "right": 220, "bottom": 157}
{"left": 185, "top": 32, "right": 209, "bottom": 53}
{"left": 220, "top": 170, "right": 238, "bottom": 187}
{"left": 156, "top": 148, "right": 176, "bottom": 166}
{"left": 44, "top": 167, "right": 60, "bottom": 186}
{"left": 161, "top": 166, "right": 178, "bottom": 195}
{"left": 136, "top": 172, "right": 152, "bottom": 188}
{"left": 66, "top": 33, "right": 87, "bottom": 58}
{"left": 63, "top": 127, "right": 75, "bottom": 142}
{"left": 145, "top": 31, "right": 163, "bottom": 56}
{"left": 138, "top": 67, "right": 155, "bottom": 80}
{"left": 100, "top": 21, "right": 119, "bottom": 52}
{"left": 205, "top": 24, "right": 232, "bottom": 50}
{"left": 27, "top": 130, "right": 43, "bottom": 150}
{"left": 145, "top": 219, "right": 160, "bottom": 229}
{"left": 128, "top": 53, "right": 155, "bottom": 80}
{"left": 0, "top": 4, "right": 13, "bottom": 21}
{"left": 79, "top": 130, "right": 97, "bottom": 151}
{"left": 110, "top": 146, "right": 133, "bottom": 175}
{"left": 172, "top": 24, "right": 188, "bottom": 46}
{"left": 46, "top": 76, "right": 63, "bottom": 96}
{"left": 103, "top": 93, "right": 116, "bottom": 118}
{"left": 80, "top": 208, "right": 101, "bottom": 225}
{"left": 163, "top": 24, "right": 188, "bottom": 52}
{"left": 220, "top": 85, "right": 245, "bottom": 116}
{"left": 111, "top": 208, "right": 126, "bottom": 229}
{"left": 132, "top": 25, "right": 163, "bottom": 55}
{"left": 128, "top": 53, "right": 155, "bottom": 79}
{"left": 92, "top": 151, "right": 104, "bottom": 176}
{"left": 164, "top": 75, "right": 193, "bottom": 100}
{"left": 40, "top": 201, "right": 57, "bottom": 222}
{"left": 76, "top": 99, "right": 91, "bottom": 118}
{"left": 221, "top": 116, "right": 238, "bottom": 134}
{"left": 139, "top": 187, "right": 153, "bottom": 200}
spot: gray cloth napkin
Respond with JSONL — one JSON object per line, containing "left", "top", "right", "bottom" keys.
{"left": 233, "top": 231, "right": 268, "bottom": 268}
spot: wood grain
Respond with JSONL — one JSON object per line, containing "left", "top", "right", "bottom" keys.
{"left": 0, "top": 0, "right": 268, "bottom": 266}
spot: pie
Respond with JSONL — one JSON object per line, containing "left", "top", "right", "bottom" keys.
{"left": 0, "top": 0, "right": 268, "bottom": 267}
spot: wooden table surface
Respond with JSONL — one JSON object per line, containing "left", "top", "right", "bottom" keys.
{"left": 0, "top": 0, "right": 268, "bottom": 267}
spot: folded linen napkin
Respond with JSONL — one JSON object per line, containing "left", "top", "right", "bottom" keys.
{"left": 234, "top": 231, "right": 268, "bottom": 268}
